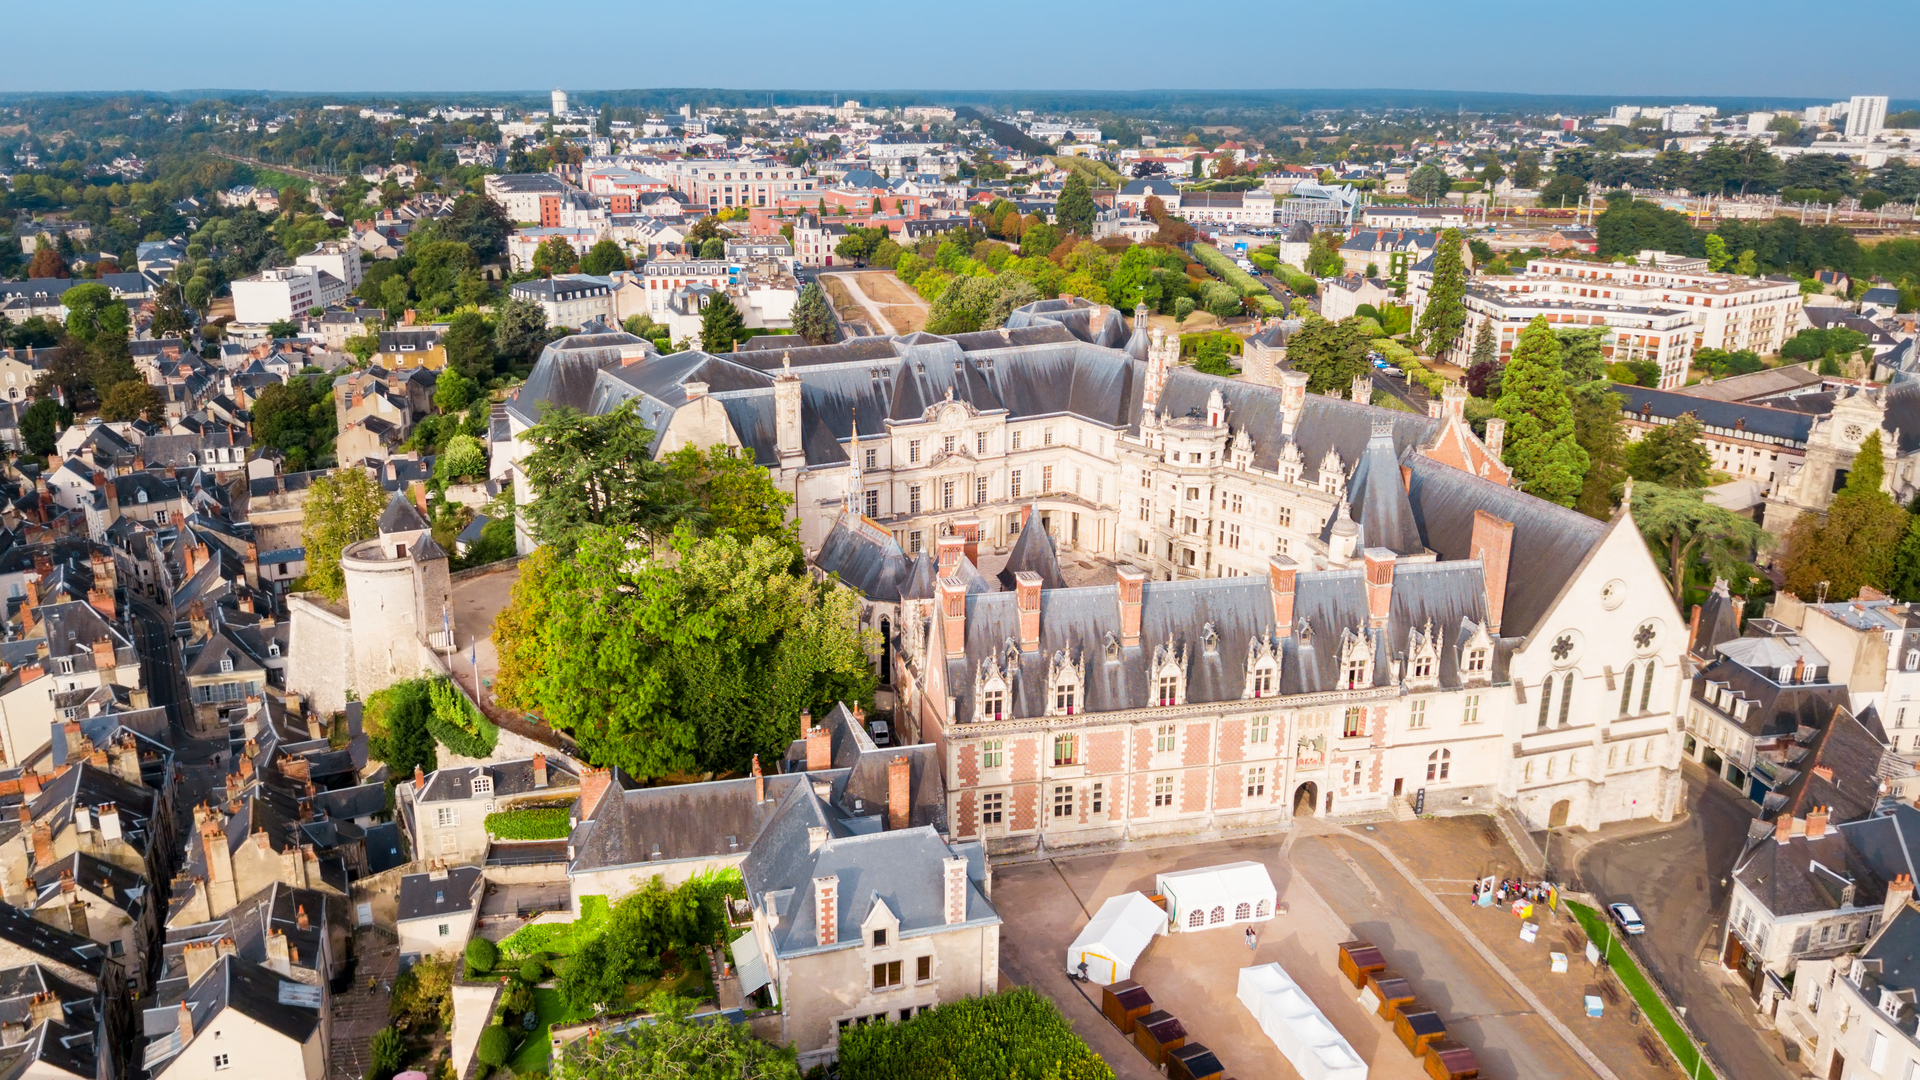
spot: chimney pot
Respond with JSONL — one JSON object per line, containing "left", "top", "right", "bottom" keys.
{"left": 887, "top": 754, "right": 911, "bottom": 830}
{"left": 1807, "top": 805, "right": 1830, "bottom": 839}
{"left": 1117, "top": 566, "right": 1147, "bottom": 648}
{"left": 1470, "top": 510, "right": 1514, "bottom": 635}
{"left": 1014, "top": 571, "right": 1043, "bottom": 653}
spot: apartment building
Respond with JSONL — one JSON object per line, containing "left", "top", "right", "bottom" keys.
{"left": 507, "top": 275, "right": 615, "bottom": 329}
{"left": 294, "top": 241, "right": 363, "bottom": 294}
{"left": 1613, "top": 384, "right": 1811, "bottom": 495}
{"left": 1521, "top": 256, "right": 1802, "bottom": 355}
{"left": 231, "top": 267, "right": 346, "bottom": 326}
{"left": 664, "top": 160, "right": 814, "bottom": 210}
{"left": 635, "top": 257, "right": 734, "bottom": 317}
{"left": 483, "top": 173, "right": 573, "bottom": 223}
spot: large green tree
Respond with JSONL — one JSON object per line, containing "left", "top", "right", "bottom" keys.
{"left": 1055, "top": 172, "right": 1097, "bottom": 235}
{"left": 492, "top": 297, "right": 554, "bottom": 368}
{"left": 924, "top": 274, "right": 1041, "bottom": 335}
{"left": 442, "top": 310, "right": 496, "bottom": 381}
{"left": 1631, "top": 483, "right": 1769, "bottom": 600}
{"left": 1559, "top": 329, "right": 1626, "bottom": 519}
{"left": 1285, "top": 316, "right": 1373, "bottom": 396}
{"left": 1494, "top": 317, "right": 1587, "bottom": 506}
{"left": 579, "top": 239, "right": 630, "bottom": 275}
{"left": 1781, "top": 430, "right": 1908, "bottom": 600}
{"left": 18, "top": 399, "right": 69, "bottom": 458}
{"left": 659, "top": 444, "right": 796, "bottom": 549}
{"left": 493, "top": 525, "right": 872, "bottom": 779}
{"left": 1416, "top": 229, "right": 1468, "bottom": 356}
{"left": 699, "top": 293, "right": 747, "bottom": 353}
{"left": 516, "top": 401, "right": 685, "bottom": 556}
{"left": 300, "top": 466, "right": 387, "bottom": 601}
{"left": 1625, "top": 413, "right": 1713, "bottom": 488}
{"left": 789, "top": 282, "right": 837, "bottom": 345}
{"left": 1408, "top": 163, "right": 1452, "bottom": 202}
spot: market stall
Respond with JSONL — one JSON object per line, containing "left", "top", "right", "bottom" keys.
{"left": 1067, "top": 892, "right": 1170, "bottom": 984}
{"left": 1156, "top": 862, "right": 1277, "bottom": 932}
{"left": 1236, "top": 963, "right": 1368, "bottom": 1080}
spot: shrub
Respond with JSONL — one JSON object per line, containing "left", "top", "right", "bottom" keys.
{"left": 365, "top": 1026, "right": 406, "bottom": 1080}
{"left": 427, "top": 679, "right": 498, "bottom": 759}
{"left": 390, "top": 957, "right": 455, "bottom": 1031}
{"left": 1173, "top": 296, "right": 1194, "bottom": 322}
{"left": 465, "top": 937, "right": 498, "bottom": 977}
{"left": 838, "top": 988, "right": 1111, "bottom": 1080}
{"left": 484, "top": 807, "right": 573, "bottom": 841}
{"left": 519, "top": 957, "right": 547, "bottom": 984}
{"left": 1192, "top": 243, "right": 1268, "bottom": 298}
{"left": 476, "top": 1024, "right": 515, "bottom": 1068}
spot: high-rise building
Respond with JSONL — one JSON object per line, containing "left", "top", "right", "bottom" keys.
{"left": 551, "top": 88, "right": 569, "bottom": 117}
{"left": 1846, "top": 95, "right": 1889, "bottom": 140}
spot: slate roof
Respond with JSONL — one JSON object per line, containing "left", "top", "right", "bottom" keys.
{"left": 1344, "top": 422, "right": 1423, "bottom": 556}
{"left": 142, "top": 956, "right": 319, "bottom": 1070}
{"left": 416, "top": 758, "right": 578, "bottom": 803}
{"left": 396, "top": 866, "right": 483, "bottom": 921}
{"left": 813, "top": 512, "right": 911, "bottom": 602}
{"left": 1736, "top": 826, "right": 1884, "bottom": 919}
{"left": 739, "top": 784, "right": 995, "bottom": 960}
{"left": 507, "top": 328, "right": 656, "bottom": 425}
{"left": 998, "top": 506, "right": 1064, "bottom": 590}
{"left": 1615, "top": 383, "right": 1814, "bottom": 445}
{"left": 375, "top": 492, "right": 427, "bottom": 535}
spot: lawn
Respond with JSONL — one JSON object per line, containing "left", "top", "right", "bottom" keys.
{"left": 498, "top": 895, "right": 609, "bottom": 959}
{"left": 506, "top": 988, "right": 594, "bottom": 1074}
{"left": 1567, "top": 901, "right": 1708, "bottom": 1075}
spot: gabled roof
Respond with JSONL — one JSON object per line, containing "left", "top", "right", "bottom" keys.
{"left": 375, "top": 492, "right": 426, "bottom": 536}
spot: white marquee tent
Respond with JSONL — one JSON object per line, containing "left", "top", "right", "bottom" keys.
{"left": 1065, "top": 892, "right": 1169, "bottom": 985}
{"left": 1237, "top": 963, "right": 1368, "bottom": 1080}
{"left": 1156, "top": 861, "right": 1278, "bottom": 932}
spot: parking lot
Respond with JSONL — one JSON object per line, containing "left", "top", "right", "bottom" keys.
{"left": 994, "top": 821, "right": 1639, "bottom": 1080}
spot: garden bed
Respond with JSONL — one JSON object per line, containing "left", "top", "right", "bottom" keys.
{"left": 1567, "top": 901, "right": 1708, "bottom": 1076}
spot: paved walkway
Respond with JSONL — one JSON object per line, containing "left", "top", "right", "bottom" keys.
{"left": 329, "top": 927, "right": 401, "bottom": 1080}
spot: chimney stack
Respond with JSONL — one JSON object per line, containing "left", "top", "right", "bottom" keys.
{"left": 532, "top": 753, "right": 548, "bottom": 789}
{"left": 578, "top": 767, "right": 613, "bottom": 820}
{"left": 887, "top": 755, "right": 911, "bottom": 830}
{"left": 1807, "top": 805, "right": 1830, "bottom": 839}
{"left": 1269, "top": 555, "right": 1298, "bottom": 638}
{"left": 1888, "top": 874, "right": 1916, "bottom": 923}
{"left": 265, "top": 930, "right": 291, "bottom": 975}
{"left": 1484, "top": 416, "right": 1506, "bottom": 460}
{"left": 751, "top": 754, "right": 765, "bottom": 803}
{"left": 936, "top": 533, "right": 966, "bottom": 578}
{"left": 813, "top": 874, "right": 839, "bottom": 944}
{"left": 954, "top": 518, "right": 981, "bottom": 565}
{"left": 176, "top": 1001, "right": 194, "bottom": 1044}
{"left": 1117, "top": 566, "right": 1147, "bottom": 648}
{"left": 98, "top": 803, "right": 121, "bottom": 844}
{"left": 1363, "top": 548, "right": 1395, "bottom": 630}
{"left": 806, "top": 717, "right": 831, "bottom": 772}
{"left": 1469, "top": 510, "right": 1514, "bottom": 634}
{"left": 939, "top": 576, "right": 970, "bottom": 658}
{"left": 1015, "top": 571, "right": 1042, "bottom": 653}
{"left": 943, "top": 856, "right": 969, "bottom": 925}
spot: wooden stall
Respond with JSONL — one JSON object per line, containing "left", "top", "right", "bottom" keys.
{"left": 1337, "top": 940, "right": 1386, "bottom": 988}
{"left": 1392, "top": 1004, "right": 1448, "bottom": 1056}
{"left": 1366, "top": 971, "right": 1416, "bottom": 1021}
{"left": 1134, "top": 1010, "right": 1187, "bottom": 1068}
{"left": 1423, "top": 1039, "right": 1480, "bottom": 1080}
{"left": 1101, "top": 980, "right": 1153, "bottom": 1035}
{"left": 1168, "top": 1043, "right": 1225, "bottom": 1080}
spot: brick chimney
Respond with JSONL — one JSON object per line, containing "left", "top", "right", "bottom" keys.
{"left": 532, "top": 753, "right": 548, "bottom": 789}
{"left": 954, "top": 518, "right": 981, "bottom": 565}
{"left": 1363, "top": 548, "right": 1395, "bottom": 629}
{"left": 265, "top": 929, "right": 291, "bottom": 975}
{"left": 888, "top": 755, "right": 911, "bottom": 830}
{"left": 797, "top": 708, "right": 812, "bottom": 742}
{"left": 1469, "top": 510, "right": 1514, "bottom": 634}
{"left": 30, "top": 822, "right": 52, "bottom": 868}
{"left": 936, "top": 533, "right": 966, "bottom": 577}
{"left": 813, "top": 875, "right": 839, "bottom": 945}
{"left": 201, "top": 818, "right": 237, "bottom": 915}
{"left": 751, "top": 754, "right": 765, "bottom": 803}
{"left": 176, "top": 1001, "right": 194, "bottom": 1044}
{"left": 1015, "top": 571, "right": 1043, "bottom": 652}
{"left": 1269, "top": 555, "right": 1298, "bottom": 638}
{"left": 939, "top": 576, "right": 969, "bottom": 658}
{"left": 90, "top": 638, "right": 115, "bottom": 675}
{"left": 1484, "top": 417, "right": 1506, "bottom": 460}
{"left": 27, "top": 991, "right": 60, "bottom": 1028}
{"left": 98, "top": 803, "right": 121, "bottom": 844}
{"left": 1117, "top": 566, "right": 1147, "bottom": 648}
{"left": 1807, "top": 805, "right": 1830, "bottom": 839}
{"left": 578, "top": 767, "right": 613, "bottom": 820}
{"left": 297, "top": 905, "right": 310, "bottom": 931}
{"left": 413, "top": 764, "right": 425, "bottom": 792}
{"left": 943, "top": 856, "right": 969, "bottom": 925}
{"left": 806, "top": 718, "right": 831, "bottom": 772}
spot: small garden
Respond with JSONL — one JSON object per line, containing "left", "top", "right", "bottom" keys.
{"left": 365, "top": 676, "right": 499, "bottom": 780}
{"left": 472, "top": 872, "right": 743, "bottom": 1077}
{"left": 484, "top": 806, "right": 573, "bottom": 842}
{"left": 836, "top": 988, "right": 1112, "bottom": 1080}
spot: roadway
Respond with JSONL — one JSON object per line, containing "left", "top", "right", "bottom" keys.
{"left": 1570, "top": 768, "right": 1795, "bottom": 1080}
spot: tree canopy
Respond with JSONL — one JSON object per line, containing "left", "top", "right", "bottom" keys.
{"left": 1780, "top": 430, "right": 1907, "bottom": 601}
{"left": 558, "top": 992, "right": 798, "bottom": 1080}
{"left": 1631, "top": 482, "right": 1769, "bottom": 600}
{"left": 300, "top": 467, "right": 387, "bottom": 602}
{"left": 1055, "top": 172, "right": 1097, "bottom": 235}
{"left": 1285, "top": 316, "right": 1373, "bottom": 396}
{"left": 1416, "top": 229, "right": 1467, "bottom": 355}
{"left": 1625, "top": 413, "right": 1714, "bottom": 489}
{"left": 1494, "top": 317, "right": 1586, "bottom": 506}
{"left": 493, "top": 525, "right": 871, "bottom": 779}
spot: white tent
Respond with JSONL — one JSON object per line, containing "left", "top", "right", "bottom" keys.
{"left": 1156, "top": 861, "right": 1278, "bottom": 932}
{"left": 1066, "top": 892, "right": 1169, "bottom": 985}
{"left": 1237, "top": 963, "right": 1368, "bottom": 1080}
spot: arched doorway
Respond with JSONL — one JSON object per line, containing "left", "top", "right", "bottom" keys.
{"left": 1293, "top": 783, "right": 1319, "bottom": 817}
{"left": 1548, "top": 800, "right": 1571, "bottom": 829}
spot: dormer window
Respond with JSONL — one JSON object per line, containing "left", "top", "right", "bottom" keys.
{"left": 981, "top": 688, "right": 1004, "bottom": 721}
{"left": 470, "top": 776, "right": 493, "bottom": 797}
{"left": 1465, "top": 649, "right": 1487, "bottom": 674}
{"left": 1045, "top": 646, "right": 1085, "bottom": 717}
{"left": 1054, "top": 682, "right": 1077, "bottom": 714}
{"left": 219, "top": 656, "right": 233, "bottom": 673}
{"left": 1249, "top": 664, "right": 1275, "bottom": 698}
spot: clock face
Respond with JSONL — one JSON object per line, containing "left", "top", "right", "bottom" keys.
{"left": 1844, "top": 423, "right": 1865, "bottom": 443}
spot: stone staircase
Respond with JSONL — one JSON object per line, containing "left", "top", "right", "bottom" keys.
{"left": 1392, "top": 794, "right": 1419, "bottom": 822}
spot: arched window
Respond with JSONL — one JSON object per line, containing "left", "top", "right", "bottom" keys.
{"left": 1523, "top": 760, "right": 1534, "bottom": 783}
{"left": 1235, "top": 902, "right": 1251, "bottom": 920}
{"left": 1619, "top": 661, "right": 1635, "bottom": 717}
{"left": 1427, "top": 749, "right": 1451, "bottom": 781}
{"left": 1639, "top": 660, "right": 1657, "bottom": 713}
{"left": 1188, "top": 909, "right": 1204, "bottom": 928}
{"left": 1537, "top": 678, "right": 1553, "bottom": 730}
{"left": 1558, "top": 671, "right": 1575, "bottom": 726}
{"left": 1546, "top": 756, "right": 1558, "bottom": 779}
{"left": 1256, "top": 899, "right": 1271, "bottom": 918}
{"left": 1210, "top": 906, "right": 1227, "bottom": 925}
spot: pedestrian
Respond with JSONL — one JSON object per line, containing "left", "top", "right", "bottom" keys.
{"left": 1471, "top": 882, "right": 1480, "bottom": 908}
{"left": 1245, "top": 926, "right": 1257, "bottom": 951}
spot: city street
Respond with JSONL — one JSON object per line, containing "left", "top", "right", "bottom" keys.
{"left": 1571, "top": 767, "right": 1796, "bottom": 1080}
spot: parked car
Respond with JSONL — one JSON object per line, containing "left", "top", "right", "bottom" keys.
{"left": 868, "top": 719, "right": 892, "bottom": 747}
{"left": 1608, "top": 903, "right": 1646, "bottom": 935}
{"left": 1379, "top": 365, "right": 1404, "bottom": 378}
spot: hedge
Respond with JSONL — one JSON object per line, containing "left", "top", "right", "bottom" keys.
{"left": 1192, "top": 243, "right": 1268, "bottom": 298}
{"left": 837, "top": 987, "right": 1112, "bottom": 1080}
{"left": 499, "top": 895, "right": 610, "bottom": 959}
{"left": 1373, "top": 338, "right": 1449, "bottom": 396}
{"left": 1273, "top": 261, "right": 1318, "bottom": 296}
{"left": 485, "top": 807, "right": 573, "bottom": 841}
{"left": 428, "top": 678, "right": 498, "bottom": 758}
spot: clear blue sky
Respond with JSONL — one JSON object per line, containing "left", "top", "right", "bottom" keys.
{"left": 5, "top": 0, "right": 1917, "bottom": 100}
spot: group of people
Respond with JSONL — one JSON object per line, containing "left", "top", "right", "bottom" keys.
{"left": 1472, "top": 879, "right": 1550, "bottom": 906}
